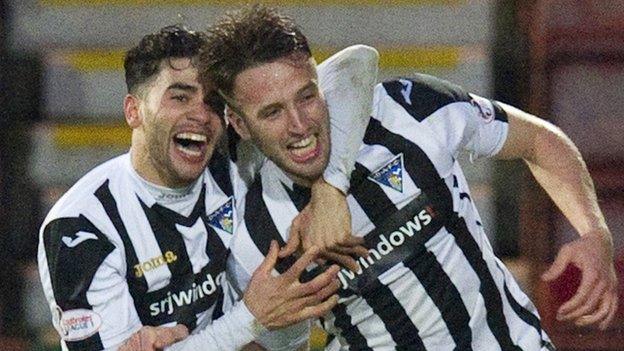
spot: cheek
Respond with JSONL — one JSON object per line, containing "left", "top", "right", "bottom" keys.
{"left": 250, "top": 124, "right": 283, "bottom": 148}
{"left": 145, "top": 116, "right": 170, "bottom": 145}
{"left": 308, "top": 101, "right": 328, "bottom": 125}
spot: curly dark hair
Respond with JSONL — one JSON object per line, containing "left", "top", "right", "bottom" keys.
{"left": 124, "top": 24, "right": 208, "bottom": 95}
{"left": 199, "top": 5, "right": 311, "bottom": 97}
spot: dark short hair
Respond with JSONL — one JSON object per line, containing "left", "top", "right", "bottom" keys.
{"left": 124, "top": 25, "right": 207, "bottom": 95}
{"left": 199, "top": 5, "right": 311, "bottom": 97}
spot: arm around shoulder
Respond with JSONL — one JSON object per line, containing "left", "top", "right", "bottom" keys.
{"left": 318, "top": 44, "right": 379, "bottom": 193}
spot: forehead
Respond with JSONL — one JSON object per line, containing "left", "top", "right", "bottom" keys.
{"left": 232, "top": 57, "right": 316, "bottom": 105}
{"left": 148, "top": 58, "right": 200, "bottom": 90}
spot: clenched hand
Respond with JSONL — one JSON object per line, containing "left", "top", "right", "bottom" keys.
{"left": 280, "top": 178, "right": 367, "bottom": 272}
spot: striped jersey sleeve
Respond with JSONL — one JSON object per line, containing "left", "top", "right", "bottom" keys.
{"left": 38, "top": 200, "right": 141, "bottom": 350}
{"left": 377, "top": 74, "right": 509, "bottom": 159}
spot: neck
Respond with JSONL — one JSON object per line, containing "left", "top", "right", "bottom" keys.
{"left": 129, "top": 144, "right": 160, "bottom": 186}
{"left": 134, "top": 167, "right": 199, "bottom": 203}
{"left": 284, "top": 171, "right": 320, "bottom": 189}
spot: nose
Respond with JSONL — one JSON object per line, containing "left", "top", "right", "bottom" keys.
{"left": 188, "top": 101, "right": 219, "bottom": 125}
{"left": 287, "top": 106, "right": 310, "bottom": 135}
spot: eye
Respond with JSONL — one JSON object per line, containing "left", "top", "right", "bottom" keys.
{"left": 300, "top": 88, "right": 318, "bottom": 103}
{"left": 258, "top": 106, "right": 283, "bottom": 119}
{"left": 172, "top": 95, "right": 188, "bottom": 102}
{"left": 262, "top": 108, "right": 281, "bottom": 119}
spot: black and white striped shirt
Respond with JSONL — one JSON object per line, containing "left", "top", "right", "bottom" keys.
{"left": 38, "top": 45, "right": 378, "bottom": 351}
{"left": 228, "top": 74, "right": 554, "bottom": 351}
{"left": 38, "top": 152, "right": 253, "bottom": 350}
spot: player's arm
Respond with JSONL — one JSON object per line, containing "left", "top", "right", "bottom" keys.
{"left": 282, "top": 45, "right": 379, "bottom": 270}
{"left": 227, "top": 235, "right": 314, "bottom": 351}
{"left": 319, "top": 44, "right": 379, "bottom": 194}
{"left": 395, "top": 74, "right": 616, "bottom": 330}
{"left": 494, "top": 103, "right": 617, "bottom": 330}
{"left": 165, "top": 242, "right": 340, "bottom": 351}
{"left": 118, "top": 325, "right": 188, "bottom": 351}
{"left": 39, "top": 216, "right": 142, "bottom": 351}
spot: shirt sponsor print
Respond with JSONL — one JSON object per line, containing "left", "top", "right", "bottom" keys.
{"left": 337, "top": 206, "right": 434, "bottom": 291}
{"left": 148, "top": 271, "right": 225, "bottom": 317}
{"left": 134, "top": 251, "right": 178, "bottom": 278}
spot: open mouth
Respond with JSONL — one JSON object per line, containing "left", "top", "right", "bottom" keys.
{"left": 173, "top": 132, "right": 207, "bottom": 157}
{"left": 287, "top": 135, "right": 319, "bottom": 160}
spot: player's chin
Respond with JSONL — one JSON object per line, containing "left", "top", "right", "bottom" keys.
{"left": 286, "top": 163, "right": 325, "bottom": 183}
{"left": 297, "top": 157, "right": 328, "bottom": 181}
{"left": 174, "top": 167, "right": 205, "bottom": 185}
{"left": 171, "top": 159, "right": 209, "bottom": 184}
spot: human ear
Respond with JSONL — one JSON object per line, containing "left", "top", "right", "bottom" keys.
{"left": 226, "top": 105, "right": 251, "bottom": 140}
{"left": 124, "top": 94, "right": 142, "bottom": 129}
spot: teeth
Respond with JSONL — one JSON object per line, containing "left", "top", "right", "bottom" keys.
{"left": 290, "top": 136, "right": 314, "bottom": 148}
{"left": 290, "top": 136, "right": 317, "bottom": 156}
{"left": 176, "top": 144, "right": 202, "bottom": 156}
{"left": 176, "top": 132, "right": 207, "bottom": 142}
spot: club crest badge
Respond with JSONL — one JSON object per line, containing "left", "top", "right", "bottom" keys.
{"left": 368, "top": 153, "right": 404, "bottom": 192}
{"left": 207, "top": 197, "right": 234, "bottom": 234}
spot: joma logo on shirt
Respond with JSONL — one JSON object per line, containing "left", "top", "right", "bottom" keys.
{"left": 62, "top": 231, "right": 98, "bottom": 248}
{"left": 134, "top": 251, "right": 178, "bottom": 278}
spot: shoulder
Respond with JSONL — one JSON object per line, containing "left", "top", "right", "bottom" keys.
{"left": 38, "top": 157, "right": 128, "bottom": 293}
{"left": 40, "top": 214, "right": 114, "bottom": 260}
{"left": 41, "top": 155, "right": 129, "bottom": 240}
{"left": 374, "top": 74, "right": 471, "bottom": 121}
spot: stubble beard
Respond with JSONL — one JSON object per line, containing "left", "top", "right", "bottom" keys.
{"left": 144, "top": 122, "right": 180, "bottom": 187}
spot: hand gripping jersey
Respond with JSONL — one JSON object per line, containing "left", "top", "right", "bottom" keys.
{"left": 227, "top": 74, "right": 555, "bottom": 351}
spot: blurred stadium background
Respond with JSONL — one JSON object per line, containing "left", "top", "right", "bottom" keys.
{"left": 0, "top": 0, "right": 623, "bottom": 350}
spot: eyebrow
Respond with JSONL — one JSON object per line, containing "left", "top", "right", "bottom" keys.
{"left": 297, "top": 81, "right": 317, "bottom": 96}
{"left": 167, "top": 83, "right": 198, "bottom": 92}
